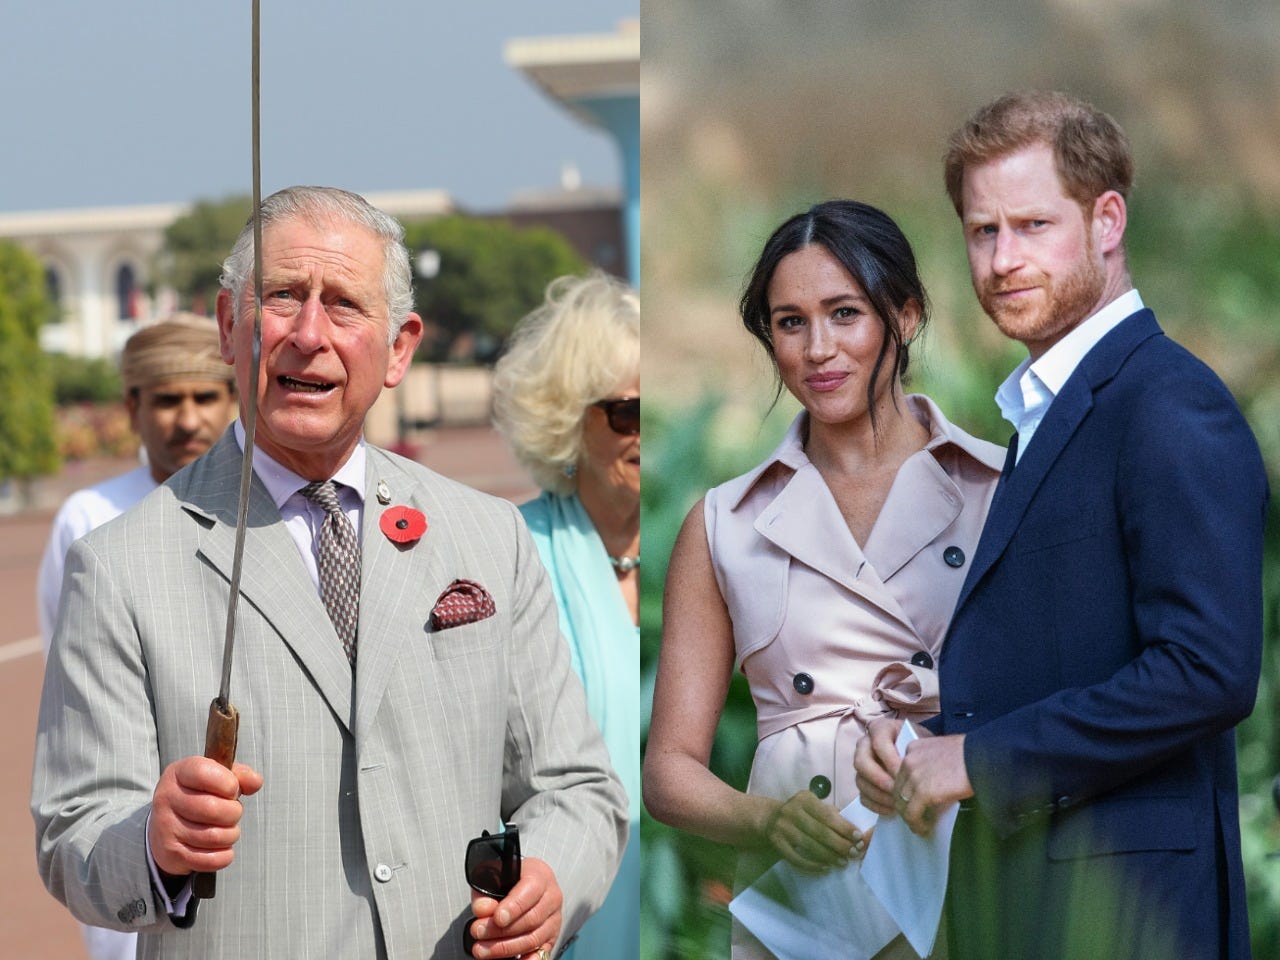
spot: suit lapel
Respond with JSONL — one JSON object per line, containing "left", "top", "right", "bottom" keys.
{"left": 992, "top": 433, "right": 1018, "bottom": 498}
{"left": 186, "top": 433, "right": 355, "bottom": 732}
{"left": 955, "top": 374, "right": 1093, "bottom": 612}
{"left": 353, "top": 449, "right": 455, "bottom": 736}
{"left": 955, "top": 309, "right": 1161, "bottom": 612}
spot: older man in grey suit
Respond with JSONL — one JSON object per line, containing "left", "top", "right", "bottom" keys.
{"left": 33, "top": 186, "right": 628, "bottom": 960}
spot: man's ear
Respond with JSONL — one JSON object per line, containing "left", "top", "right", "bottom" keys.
{"left": 215, "top": 288, "right": 237, "bottom": 364}
{"left": 385, "top": 313, "right": 424, "bottom": 389}
{"left": 1093, "top": 190, "right": 1127, "bottom": 256}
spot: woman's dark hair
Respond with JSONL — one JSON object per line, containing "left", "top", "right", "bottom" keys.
{"left": 739, "top": 199, "right": 929, "bottom": 429}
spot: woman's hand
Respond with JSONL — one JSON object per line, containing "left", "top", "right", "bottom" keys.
{"left": 854, "top": 716, "right": 906, "bottom": 815}
{"left": 763, "top": 790, "right": 864, "bottom": 873}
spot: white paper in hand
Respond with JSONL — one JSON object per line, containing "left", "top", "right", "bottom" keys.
{"left": 729, "top": 797, "right": 899, "bottom": 960}
{"left": 859, "top": 720, "right": 959, "bottom": 957}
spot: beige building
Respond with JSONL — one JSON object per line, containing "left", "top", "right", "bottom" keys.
{"left": 0, "top": 190, "right": 453, "bottom": 360}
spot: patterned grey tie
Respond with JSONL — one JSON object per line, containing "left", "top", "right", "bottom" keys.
{"left": 300, "top": 480, "right": 359, "bottom": 665}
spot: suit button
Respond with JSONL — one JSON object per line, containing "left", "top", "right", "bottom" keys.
{"left": 809, "top": 775, "right": 832, "bottom": 799}
{"left": 374, "top": 863, "right": 393, "bottom": 883}
{"left": 910, "top": 651, "right": 934, "bottom": 669}
{"left": 793, "top": 672, "right": 815, "bottom": 695}
{"left": 943, "top": 546, "right": 965, "bottom": 568}
{"left": 1056, "top": 795, "right": 1071, "bottom": 809}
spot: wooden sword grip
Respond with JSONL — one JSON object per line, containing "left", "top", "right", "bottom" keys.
{"left": 192, "top": 698, "right": 240, "bottom": 900}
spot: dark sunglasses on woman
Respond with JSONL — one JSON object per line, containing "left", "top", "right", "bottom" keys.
{"left": 463, "top": 824, "right": 521, "bottom": 956}
{"left": 593, "top": 396, "right": 640, "bottom": 435}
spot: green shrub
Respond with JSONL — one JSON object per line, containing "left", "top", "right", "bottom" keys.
{"left": 47, "top": 352, "right": 123, "bottom": 406}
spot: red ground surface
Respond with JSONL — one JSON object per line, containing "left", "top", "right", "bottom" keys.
{"left": 0, "top": 427, "right": 534, "bottom": 958}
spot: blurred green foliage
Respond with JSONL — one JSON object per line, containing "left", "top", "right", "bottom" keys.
{"left": 0, "top": 241, "right": 60, "bottom": 484}
{"left": 640, "top": 399, "right": 788, "bottom": 960}
{"left": 640, "top": 181, "right": 1280, "bottom": 958}
{"left": 158, "top": 195, "right": 253, "bottom": 314}
{"left": 401, "top": 216, "right": 585, "bottom": 362}
{"left": 47, "top": 352, "right": 123, "bottom": 405}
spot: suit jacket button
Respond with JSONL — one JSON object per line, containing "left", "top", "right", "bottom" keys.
{"left": 374, "top": 863, "right": 393, "bottom": 883}
{"left": 943, "top": 546, "right": 965, "bottom": 568}
{"left": 910, "top": 651, "right": 934, "bottom": 669}
{"left": 809, "top": 775, "right": 832, "bottom": 799}
{"left": 792, "top": 672, "right": 815, "bottom": 695}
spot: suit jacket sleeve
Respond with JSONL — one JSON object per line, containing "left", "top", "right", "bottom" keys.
{"left": 962, "top": 364, "right": 1268, "bottom": 835}
{"left": 497, "top": 499, "right": 629, "bottom": 943}
{"left": 31, "top": 532, "right": 170, "bottom": 932}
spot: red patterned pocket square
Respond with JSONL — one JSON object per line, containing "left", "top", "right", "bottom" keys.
{"left": 430, "top": 579, "right": 496, "bottom": 631}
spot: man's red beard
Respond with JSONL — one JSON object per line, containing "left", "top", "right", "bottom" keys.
{"left": 977, "top": 239, "right": 1106, "bottom": 348}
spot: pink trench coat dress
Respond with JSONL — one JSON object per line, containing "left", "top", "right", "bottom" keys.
{"left": 705, "top": 395, "right": 1004, "bottom": 960}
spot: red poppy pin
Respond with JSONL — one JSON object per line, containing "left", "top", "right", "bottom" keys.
{"left": 380, "top": 505, "right": 427, "bottom": 545}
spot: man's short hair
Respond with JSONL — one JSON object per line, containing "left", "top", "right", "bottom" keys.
{"left": 943, "top": 91, "right": 1134, "bottom": 217}
{"left": 121, "top": 314, "right": 234, "bottom": 394}
{"left": 218, "top": 186, "right": 415, "bottom": 343}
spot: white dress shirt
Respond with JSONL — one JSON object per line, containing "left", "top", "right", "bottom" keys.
{"left": 996, "top": 289, "right": 1145, "bottom": 462}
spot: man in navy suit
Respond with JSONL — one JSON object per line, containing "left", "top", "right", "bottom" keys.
{"left": 855, "top": 91, "right": 1267, "bottom": 959}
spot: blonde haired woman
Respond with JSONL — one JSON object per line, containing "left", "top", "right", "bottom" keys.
{"left": 492, "top": 272, "right": 639, "bottom": 960}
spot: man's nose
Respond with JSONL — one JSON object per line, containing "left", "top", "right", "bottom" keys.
{"left": 175, "top": 398, "right": 201, "bottom": 431}
{"left": 990, "top": 229, "right": 1024, "bottom": 276}
{"left": 291, "top": 297, "right": 329, "bottom": 351}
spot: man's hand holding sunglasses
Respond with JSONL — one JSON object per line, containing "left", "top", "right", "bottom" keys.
{"left": 465, "top": 824, "right": 561, "bottom": 960}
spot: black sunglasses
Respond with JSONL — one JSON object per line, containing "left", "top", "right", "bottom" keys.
{"left": 463, "top": 824, "right": 521, "bottom": 955}
{"left": 593, "top": 396, "right": 640, "bottom": 435}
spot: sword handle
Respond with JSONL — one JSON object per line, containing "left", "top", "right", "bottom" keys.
{"left": 192, "top": 698, "right": 240, "bottom": 900}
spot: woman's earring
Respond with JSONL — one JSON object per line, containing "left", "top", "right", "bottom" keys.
{"left": 563, "top": 462, "right": 577, "bottom": 479}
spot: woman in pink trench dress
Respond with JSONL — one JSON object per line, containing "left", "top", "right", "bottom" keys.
{"left": 644, "top": 201, "right": 1004, "bottom": 959}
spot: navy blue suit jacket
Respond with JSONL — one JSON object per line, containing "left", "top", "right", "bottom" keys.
{"left": 929, "top": 310, "right": 1267, "bottom": 959}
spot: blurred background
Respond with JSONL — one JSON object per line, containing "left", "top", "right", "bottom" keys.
{"left": 639, "top": 1, "right": 1280, "bottom": 957}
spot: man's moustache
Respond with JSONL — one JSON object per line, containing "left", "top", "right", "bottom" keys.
{"left": 984, "top": 277, "right": 1044, "bottom": 296}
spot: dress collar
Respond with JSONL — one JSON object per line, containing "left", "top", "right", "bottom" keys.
{"left": 729, "top": 393, "right": 1004, "bottom": 510}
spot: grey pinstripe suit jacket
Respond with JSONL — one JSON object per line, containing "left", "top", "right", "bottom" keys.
{"left": 33, "top": 431, "right": 628, "bottom": 959}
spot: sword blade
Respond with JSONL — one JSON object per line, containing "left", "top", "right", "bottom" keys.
{"left": 194, "top": 0, "right": 262, "bottom": 905}
{"left": 216, "top": 0, "right": 262, "bottom": 711}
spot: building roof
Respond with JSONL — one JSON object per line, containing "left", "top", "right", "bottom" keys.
{"left": 504, "top": 19, "right": 639, "bottom": 123}
{"left": 0, "top": 189, "right": 455, "bottom": 242}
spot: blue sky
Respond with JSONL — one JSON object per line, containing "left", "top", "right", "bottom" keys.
{"left": 0, "top": 2, "right": 636, "bottom": 213}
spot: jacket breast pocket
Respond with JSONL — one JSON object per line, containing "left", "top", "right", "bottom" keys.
{"left": 428, "top": 618, "right": 502, "bottom": 661}
{"left": 1017, "top": 506, "right": 1098, "bottom": 556}
{"left": 1047, "top": 795, "right": 1194, "bottom": 861}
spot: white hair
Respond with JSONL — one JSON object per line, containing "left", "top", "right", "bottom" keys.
{"left": 219, "top": 185, "right": 414, "bottom": 344}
